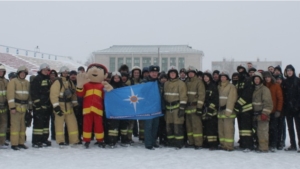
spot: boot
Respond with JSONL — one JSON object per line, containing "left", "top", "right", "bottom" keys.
{"left": 18, "top": 144, "right": 28, "bottom": 149}
{"left": 97, "top": 141, "right": 106, "bottom": 148}
{"left": 284, "top": 146, "right": 297, "bottom": 151}
{"left": 43, "top": 140, "right": 52, "bottom": 147}
{"left": 32, "top": 142, "right": 43, "bottom": 148}
{"left": 84, "top": 142, "right": 90, "bottom": 149}
{"left": 11, "top": 145, "right": 20, "bottom": 150}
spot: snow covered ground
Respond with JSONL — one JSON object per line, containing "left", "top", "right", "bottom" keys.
{"left": 0, "top": 122, "right": 299, "bottom": 169}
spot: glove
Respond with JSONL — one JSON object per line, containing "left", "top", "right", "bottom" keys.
{"left": 25, "top": 111, "right": 33, "bottom": 127}
{"left": 253, "top": 111, "right": 262, "bottom": 116}
{"left": 54, "top": 106, "right": 63, "bottom": 116}
{"left": 274, "top": 111, "right": 281, "bottom": 118}
{"left": 261, "top": 113, "right": 268, "bottom": 121}
{"left": 196, "top": 108, "right": 202, "bottom": 116}
{"left": 178, "top": 109, "right": 185, "bottom": 118}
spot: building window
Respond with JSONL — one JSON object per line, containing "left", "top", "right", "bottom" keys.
{"left": 109, "top": 57, "right": 116, "bottom": 72}
{"left": 178, "top": 57, "right": 185, "bottom": 69}
{"left": 142, "top": 57, "right": 151, "bottom": 68}
{"left": 117, "top": 58, "right": 124, "bottom": 70}
{"left": 161, "top": 58, "right": 168, "bottom": 72}
{"left": 170, "top": 57, "right": 176, "bottom": 67}
{"left": 134, "top": 57, "right": 140, "bottom": 66}
{"left": 126, "top": 58, "right": 132, "bottom": 70}
{"left": 153, "top": 57, "right": 158, "bottom": 65}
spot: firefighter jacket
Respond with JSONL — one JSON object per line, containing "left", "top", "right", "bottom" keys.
{"left": 76, "top": 82, "right": 104, "bottom": 116}
{"left": 218, "top": 80, "right": 237, "bottom": 118}
{"left": 0, "top": 77, "right": 8, "bottom": 113}
{"left": 30, "top": 73, "right": 51, "bottom": 110}
{"left": 50, "top": 77, "right": 78, "bottom": 114}
{"left": 235, "top": 77, "right": 254, "bottom": 113}
{"left": 185, "top": 76, "right": 205, "bottom": 111}
{"left": 7, "top": 77, "right": 32, "bottom": 113}
{"left": 203, "top": 82, "right": 219, "bottom": 119}
{"left": 253, "top": 84, "right": 273, "bottom": 120}
{"left": 164, "top": 78, "right": 187, "bottom": 110}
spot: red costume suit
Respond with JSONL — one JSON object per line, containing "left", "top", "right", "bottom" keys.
{"left": 77, "top": 82, "right": 104, "bottom": 142}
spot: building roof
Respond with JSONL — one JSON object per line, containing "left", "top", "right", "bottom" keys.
{"left": 94, "top": 45, "right": 204, "bottom": 55}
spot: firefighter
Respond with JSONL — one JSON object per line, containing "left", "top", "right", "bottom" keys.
{"left": 50, "top": 66, "right": 79, "bottom": 147}
{"left": 30, "top": 63, "right": 52, "bottom": 148}
{"left": 0, "top": 64, "right": 9, "bottom": 149}
{"left": 212, "top": 70, "right": 220, "bottom": 86}
{"left": 218, "top": 71, "right": 237, "bottom": 151}
{"left": 179, "top": 68, "right": 187, "bottom": 82}
{"left": 185, "top": 66, "right": 205, "bottom": 149}
{"left": 49, "top": 69, "right": 58, "bottom": 141}
{"left": 252, "top": 72, "right": 273, "bottom": 152}
{"left": 202, "top": 71, "right": 219, "bottom": 150}
{"left": 164, "top": 66, "right": 187, "bottom": 149}
{"left": 235, "top": 65, "right": 255, "bottom": 152}
{"left": 7, "top": 66, "right": 32, "bottom": 150}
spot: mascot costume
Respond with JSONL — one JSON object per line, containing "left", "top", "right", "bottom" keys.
{"left": 76, "top": 63, "right": 113, "bottom": 148}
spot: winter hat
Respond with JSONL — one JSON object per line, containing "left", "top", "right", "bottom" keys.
{"left": 69, "top": 70, "right": 77, "bottom": 76}
{"left": 284, "top": 64, "right": 296, "bottom": 77}
{"left": 274, "top": 65, "right": 282, "bottom": 74}
{"left": 248, "top": 67, "right": 257, "bottom": 73}
{"left": 213, "top": 70, "right": 220, "bottom": 75}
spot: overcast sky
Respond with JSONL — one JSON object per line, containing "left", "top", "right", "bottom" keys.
{"left": 1, "top": 1, "right": 300, "bottom": 72}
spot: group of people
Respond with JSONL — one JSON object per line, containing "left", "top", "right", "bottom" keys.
{"left": 0, "top": 61, "right": 299, "bottom": 153}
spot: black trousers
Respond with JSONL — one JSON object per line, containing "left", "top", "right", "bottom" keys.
{"left": 277, "top": 116, "right": 286, "bottom": 147}
{"left": 237, "top": 111, "right": 253, "bottom": 149}
{"left": 32, "top": 108, "right": 51, "bottom": 144}
{"left": 286, "top": 113, "right": 300, "bottom": 147}
{"left": 269, "top": 113, "right": 279, "bottom": 147}
{"left": 203, "top": 116, "right": 218, "bottom": 148}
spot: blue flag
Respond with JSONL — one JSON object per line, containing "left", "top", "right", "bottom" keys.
{"left": 104, "top": 81, "right": 163, "bottom": 120}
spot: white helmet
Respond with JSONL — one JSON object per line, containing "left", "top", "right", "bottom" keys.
{"left": 111, "top": 71, "right": 121, "bottom": 77}
{"left": 0, "top": 64, "right": 6, "bottom": 71}
{"left": 59, "top": 66, "right": 70, "bottom": 73}
{"left": 39, "top": 63, "right": 50, "bottom": 71}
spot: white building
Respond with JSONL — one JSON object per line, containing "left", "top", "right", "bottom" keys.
{"left": 92, "top": 45, "right": 204, "bottom": 72}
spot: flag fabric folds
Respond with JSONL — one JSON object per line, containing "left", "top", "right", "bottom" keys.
{"left": 104, "top": 81, "right": 163, "bottom": 120}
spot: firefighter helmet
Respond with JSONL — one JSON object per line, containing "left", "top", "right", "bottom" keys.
{"left": 39, "top": 63, "right": 50, "bottom": 71}
{"left": 187, "top": 66, "right": 197, "bottom": 74}
{"left": 219, "top": 71, "right": 230, "bottom": 81}
{"left": 59, "top": 66, "right": 70, "bottom": 73}
{"left": 167, "top": 65, "right": 178, "bottom": 79}
{"left": 16, "top": 66, "right": 28, "bottom": 75}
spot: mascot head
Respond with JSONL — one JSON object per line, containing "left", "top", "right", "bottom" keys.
{"left": 86, "top": 63, "right": 108, "bottom": 83}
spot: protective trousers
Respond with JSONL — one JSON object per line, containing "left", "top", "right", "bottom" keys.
{"left": 55, "top": 112, "right": 79, "bottom": 144}
{"left": 83, "top": 112, "right": 103, "bottom": 143}
{"left": 0, "top": 110, "right": 7, "bottom": 145}
{"left": 203, "top": 116, "right": 218, "bottom": 149}
{"left": 218, "top": 118, "right": 234, "bottom": 150}
{"left": 107, "top": 119, "right": 128, "bottom": 144}
{"left": 165, "top": 109, "right": 184, "bottom": 147}
{"left": 139, "top": 120, "right": 145, "bottom": 141}
{"left": 32, "top": 107, "right": 51, "bottom": 144}
{"left": 10, "top": 112, "right": 26, "bottom": 146}
{"left": 127, "top": 120, "right": 134, "bottom": 141}
{"left": 186, "top": 112, "right": 203, "bottom": 147}
{"left": 237, "top": 111, "right": 253, "bottom": 149}
{"left": 253, "top": 118, "right": 269, "bottom": 151}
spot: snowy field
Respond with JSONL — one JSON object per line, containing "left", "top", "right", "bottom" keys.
{"left": 0, "top": 121, "right": 299, "bottom": 169}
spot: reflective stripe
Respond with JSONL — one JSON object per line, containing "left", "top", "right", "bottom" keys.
{"left": 253, "top": 102, "right": 262, "bottom": 105}
{"left": 53, "top": 103, "right": 59, "bottom": 107}
{"left": 166, "top": 104, "right": 180, "bottom": 110}
{"left": 226, "top": 109, "right": 232, "bottom": 113}
{"left": 197, "top": 101, "right": 204, "bottom": 104}
{"left": 34, "top": 99, "right": 40, "bottom": 103}
{"left": 0, "top": 133, "right": 6, "bottom": 137}
{"left": 263, "top": 109, "right": 271, "bottom": 113}
{"left": 209, "top": 103, "right": 215, "bottom": 108}
{"left": 242, "top": 104, "right": 253, "bottom": 112}
{"left": 56, "top": 132, "right": 64, "bottom": 136}
{"left": 0, "top": 90, "right": 6, "bottom": 96}
{"left": 167, "top": 135, "right": 175, "bottom": 139}
{"left": 193, "top": 134, "right": 203, "bottom": 137}
{"left": 41, "top": 80, "right": 48, "bottom": 86}
{"left": 83, "top": 132, "right": 91, "bottom": 138}
{"left": 83, "top": 106, "right": 103, "bottom": 116}
{"left": 239, "top": 130, "right": 252, "bottom": 136}
{"left": 175, "top": 136, "right": 184, "bottom": 140}
{"left": 59, "top": 93, "right": 63, "bottom": 96}
{"left": 224, "top": 139, "right": 234, "bottom": 143}
{"left": 185, "top": 109, "right": 197, "bottom": 114}
{"left": 187, "top": 132, "right": 193, "bottom": 136}
{"left": 72, "top": 101, "right": 78, "bottom": 104}
{"left": 218, "top": 114, "right": 236, "bottom": 118}
{"left": 219, "top": 96, "right": 228, "bottom": 99}
{"left": 187, "top": 91, "right": 196, "bottom": 95}
{"left": 237, "top": 98, "right": 246, "bottom": 105}
{"left": 164, "top": 92, "right": 179, "bottom": 96}
{"left": 8, "top": 99, "right": 14, "bottom": 103}
{"left": 15, "top": 91, "right": 29, "bottom": 94}
{"left": 95, "top": 133, "right": 104, "bottom": 139}
{"left": 180, "top": 101, "right": 187, "bottom": 104}
{"left": 11, "top": 132, "right": 18, "bottom": 135}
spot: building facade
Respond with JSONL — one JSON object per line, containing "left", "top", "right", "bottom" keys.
{"left": 212, "top": 58, "right": 282, "bottom": 76}
{"left": 92, "top": 45, "right": 204, "bottom": 72}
